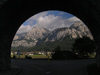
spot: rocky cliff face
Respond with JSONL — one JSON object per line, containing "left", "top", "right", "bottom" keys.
{"left": 43, "top": 21, "right": 93, "bottom": 42}
{"left": 70, "top": 21, "right": 93, "bottom": 39}
{"left": 24, "top": 26, "right": 49, "bottom": 40}
{"left": 12, "top": 21, "right": 93, "bottom": 48}
{"left": 12, "top": 27, "right": 49, "bottom": 47}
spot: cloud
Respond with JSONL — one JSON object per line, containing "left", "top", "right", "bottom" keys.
{"left": 36, "top": 15, "right": 60, "bottom": 26}
{"left": 19, "top": 11, "right": 81, "bottom": 32}
{"left": 67, "top": 16, "right": 80, "bottom": 22}
{"left": 17, "top": 25, "right": 32, "bottom": 34}
{"left": 33, "top": 14, "right": 80, "bottom": 31}
{"left": 24, "top": 12, "right": 48, "bottom": 25}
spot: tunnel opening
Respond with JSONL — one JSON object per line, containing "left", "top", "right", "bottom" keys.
{"left": 11, "top": 10, "right": 96, "bottom": 60}
{"left": 0, "top": 0, "right": 100, "bottom": 74}
{"left": 9, "top": 10, "right": 98, "bottom": 75}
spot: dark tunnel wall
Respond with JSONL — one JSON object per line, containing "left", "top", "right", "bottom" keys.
{"left": 0, "top": 0, "right": 100, "bottom": 70}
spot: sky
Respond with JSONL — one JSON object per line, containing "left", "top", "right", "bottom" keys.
{"left": 23, "top": 11, "right": 74, "bottom": 26}
{"left": 17, "top": 10, "right": 80, "bottom": 34}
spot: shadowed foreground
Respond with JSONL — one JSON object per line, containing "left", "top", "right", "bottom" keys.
{"left": 0, "top": 59, "right": 96, "bottom": 75}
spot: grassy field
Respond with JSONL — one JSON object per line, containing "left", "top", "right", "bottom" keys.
{"left": 11, "top": 51, "right": 96, "bottom": 59}
{"left": 11, "top": 54, "right": 51, "bottom": 59}
{"left": 30, "top": 55, "right": 49, "bottom": 59}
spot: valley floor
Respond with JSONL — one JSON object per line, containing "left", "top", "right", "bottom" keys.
{"left": 0, "top": 59, "right": 96, "bottom": 75}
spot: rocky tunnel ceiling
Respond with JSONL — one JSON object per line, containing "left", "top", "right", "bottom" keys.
{"left": 0, "top": 0, "right": 100, "bottom": 70}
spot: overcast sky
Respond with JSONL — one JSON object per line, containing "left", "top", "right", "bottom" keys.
{"left": 17, "top": 11, "right": 80, "bottom": 34}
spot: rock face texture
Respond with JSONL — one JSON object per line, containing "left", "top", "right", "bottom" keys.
{"left": 12, "top": 21, "right": 93, "bottom": 48}
{"left": 12, "top": 27, "right": 49, "bottom": 47}
{"left": 44, "top": 21, "right": 93, "bottom": 42}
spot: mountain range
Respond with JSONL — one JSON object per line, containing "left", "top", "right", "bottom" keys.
{"left": 11, "top": 21, "right": 93, "bottom": 51}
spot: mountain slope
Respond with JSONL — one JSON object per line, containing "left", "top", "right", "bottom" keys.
{"left": 41, "top": 21, "right": 93, "bottom": 43}
{"left": 12, "top": 27, "right": 49, "bottom": 47}
{"left": 11, "top": 21, "right": 93, "bottom": 51}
